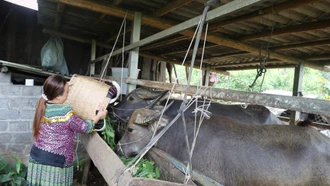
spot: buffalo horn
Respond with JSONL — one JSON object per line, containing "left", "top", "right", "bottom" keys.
{"left": 135, "top": 100, "right": 174, "bottom": 125}
{"left": 146, "top": 90, "right": 169, "bottom": 109}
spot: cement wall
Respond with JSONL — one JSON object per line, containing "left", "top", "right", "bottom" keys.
{"left": 0, "top": 72, "right": 40, "bottom": 164}
{"left": 0, "top": 72, "right": 87, "bottom": 165}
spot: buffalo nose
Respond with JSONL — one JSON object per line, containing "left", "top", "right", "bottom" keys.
{"left": 116, "top": 142, "right": 124, "bottom": 156}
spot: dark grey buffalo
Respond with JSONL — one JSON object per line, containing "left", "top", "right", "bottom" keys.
{"left": 109, "top": 87, "right": 283, "bottom": 125}
{"left": 118, "top": 107, "right": 330, "bottom": 186}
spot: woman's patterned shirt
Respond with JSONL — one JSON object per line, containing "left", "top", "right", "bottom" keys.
{"left": 33, "top": 103, "right": 94, "bottom": 167}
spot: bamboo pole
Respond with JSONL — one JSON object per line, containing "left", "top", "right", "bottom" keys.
{"left": 101, "top": 77, "right": 330, "bottom": 117}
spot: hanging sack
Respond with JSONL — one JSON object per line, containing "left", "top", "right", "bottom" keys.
{"left": 41, "top": 36, "right": 69, "bottom": 75}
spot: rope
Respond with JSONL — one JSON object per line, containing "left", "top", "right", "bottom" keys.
{"left": 249, "top": 5, "right": 277, "bottom": 92}
{"left": 115, "top": 0, "right": 216, "bottom": 183}
{"left": 100, "top": 12, "right": 128, "bottom": 80}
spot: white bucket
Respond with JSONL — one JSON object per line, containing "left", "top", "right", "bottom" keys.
{"left": 25, "top": 79, "right": 34, "bottom": 86}
{"left": 112, "top": 68, "right": 128, "bottom": 95}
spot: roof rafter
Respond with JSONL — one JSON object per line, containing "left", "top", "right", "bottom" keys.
{"left": 142, "top": 0, "right": 321, "bottom": 49}
{"left": 55, "top": 3, "right": 65, "bottom": 30}
{"left": 239, "top": 18, "right": 330, "bottom": 41}
{"left": 152, "top": 0, "right": 195, "bottom": 17}
{"left": 58, "top": 0, "right": 330, "bottom": 72}
{"left": 209, "top": 0, "right": 321, "bottom": 32}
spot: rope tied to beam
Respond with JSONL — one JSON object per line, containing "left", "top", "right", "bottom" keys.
{"left": 249, "top": 5, "right": 277, "bottom": 92}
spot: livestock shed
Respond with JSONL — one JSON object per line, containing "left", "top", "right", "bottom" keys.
{"left": 1, "top": 0, "right": 330, "bottom": 185}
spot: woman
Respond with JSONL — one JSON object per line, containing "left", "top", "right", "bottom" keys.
{"left": 26, "top": 75, "right": 111, "bottom": 186}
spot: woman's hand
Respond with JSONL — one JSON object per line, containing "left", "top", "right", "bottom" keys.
{"left": 92, "top": 104, "right": 108, "bottom": 124}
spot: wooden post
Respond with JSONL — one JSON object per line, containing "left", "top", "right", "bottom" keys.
{"left": 159, "top": 61, "right": 166, "bottom": 82}
{"left": 127, "top": 12, "right": 141, "bottom": 94}
{"left": 290, "top": 63, "right": 304, "bottom": 125}
{"left": 82, "top": 39, "right": 97, "bottom": 183}
{"left": 141, "top": 58, "right": 152, "bottom": 80}
{"left": 204, "top": 66, "right": 211, "bottom": 86}
{"left": 90, "top": 39, "right": 96, "bottom": 75}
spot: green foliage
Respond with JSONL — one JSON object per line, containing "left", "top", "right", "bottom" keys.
{"left": 171, "top": 65, "right": 330, "bottom": 99}
{"left": 0, "top": 156, "right": 27, "bottom": 186}
{"left": 100, "top": 115, "right": 116, "bottom": 150}
{"left": 99, "top": 116, "right": 161, "bottom": 179}
{"left": 120, "top": 157, "right": 160, "bottom": 179}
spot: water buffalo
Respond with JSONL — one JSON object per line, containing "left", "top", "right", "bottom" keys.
{"left": 109, "top": 87, "right": 283, "bottom": 131}
{"left": 118, "top": 107, "right": 330, "bottom": 186}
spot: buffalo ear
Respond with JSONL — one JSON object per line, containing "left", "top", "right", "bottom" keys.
{"left": 149, "top": 115, "right": 169, "bottom": 132}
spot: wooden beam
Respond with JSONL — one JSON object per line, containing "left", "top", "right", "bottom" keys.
{"left": 212, "top": 59, "right": 281, "bottom": 68}
{"left": 0, "top": 60, "right": 71, "bottom": 79}
{"left": 207, "top": 51, "right": 249, "bottom": 58}
{"left": 205, "top": 34, "right": 330, "bottom": 72}
{"left": 113, "top": 0, "right": 122, "bottom": 5}
{"left": 92, "top": 13, "right": 107, "bottom": 26}
{"left": 59, "top": 0, "right": 330, "bottom": 72}
{"left": 101, "top": 77, "right": 330, "bottom": 117}
{"left": 141, "top": 36, "right": 188, "bottom": 51}
{"left": 152, "top": 0, "right": 194, "bottom": 17}
{"left": 239, "top": 19, "right": 330, "bottom": 41}
{"left": 160, "top": 44, "right": 218, "bottom": 56}
{"left": 140, "top": 52, "right": 229, "bottom": 75}
{"left": 55, "top": 3, "right": 66, "bottom": 30}
{"left": 272, "top": 39, "right": 330, "bottom": 50}
{"left": 42, "top": 28, "right": 227, "bottom": 75}
{"left": 306, "top": 54, "right": 330, "bottom": 61}
{"left": 80, "top": 133, "right": 132, "bottom": 186}
{"left": 222, "top": 64, "right": 297, "bottom": 71}
{"left": 208, "top": 0, "right": 321, "bottom": 32}
{"left": 42, "top": 28, "right": 114, "bottom": 49}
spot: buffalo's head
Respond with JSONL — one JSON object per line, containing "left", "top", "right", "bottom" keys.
{"left": 116, "top": 105, "right": 171, "bottom": 157}
{"left": 108, "top": 87, "right": 169, "bottom": 122}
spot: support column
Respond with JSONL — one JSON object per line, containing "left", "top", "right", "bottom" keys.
{"left": 290, "top": 63, "right": 304, "bottom": 125}
{"left": 127, "top": 12, "right": 141, "bottom": 94}
{"left": 83, "top": 39, "right": 97, "bottom": 184}
{"left": 90, "top": 39, "right": 96, "bottom": 76}
{"left": 204, "top": 66, "right": 211, "bottom": 86}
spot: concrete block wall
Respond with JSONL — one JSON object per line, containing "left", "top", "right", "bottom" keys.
{"left": 0, "top": 72, "right": 88, "bottom": 166}
{"left": 0, "top": 72, "right": 41, "bottom": 165}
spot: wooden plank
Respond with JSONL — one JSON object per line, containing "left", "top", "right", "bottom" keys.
{"left": 148, "top": 148, "right": 222, "bottom": 186}
{"left": 80, "top": 133, "right": 132, "bottom": 186}
{"left": 147, "top": 148, "right": 197, "bottom": 185}
{"left": 100, "top": 77, "right": 330, "bottom": 117}
{"left": 0, "top": 60, "right": 71, "bottom": 79}
{"left": 129, "top": 178, "right": 195, "bottom": 186}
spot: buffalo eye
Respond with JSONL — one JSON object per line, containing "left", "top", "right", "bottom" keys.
{"left": 128, "top": 96, "right": 134, "bottom": 101}
{"left": 127, "top": 127, "right": 133, "bottom": 132}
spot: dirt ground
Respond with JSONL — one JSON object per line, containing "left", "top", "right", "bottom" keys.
{"left": 73, "top": 163, "right": 108, "bottom": 186}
